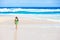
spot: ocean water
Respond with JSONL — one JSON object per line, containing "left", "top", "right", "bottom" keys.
{"left": 0, "top": 8, "right": 60, "bottom": 14}
{"left": 0, "top": 7, "right": 60, "bottom": 22}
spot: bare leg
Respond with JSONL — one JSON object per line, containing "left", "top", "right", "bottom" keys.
{"left": 16, "top": 25, "right": 18, "bottom": 30}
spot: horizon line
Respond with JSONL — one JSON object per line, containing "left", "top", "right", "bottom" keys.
{"left": 0, "top": 7, "right": 60, "bottom": 9}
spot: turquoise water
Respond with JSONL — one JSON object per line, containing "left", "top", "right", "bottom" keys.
{"left": 0, "top": 8, "right": 60, "bottom": 22}
{"left": 0, "top": 8, "right": 60, "bottom": 21}
{"left": 0, "top": 11, "right": 60, "bottom": 14}
{"left": 0, "top": 12, "right": 60, "bottom": 14}
{"left": 0, "top": 8, "right": 60, "bottom": 14}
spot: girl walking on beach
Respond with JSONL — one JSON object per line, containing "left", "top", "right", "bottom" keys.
{"left": 14, "top": 16, "right": 19, "bottom": 40}
{"left": 15, "top": 16, "right": 19, "bottom": 30}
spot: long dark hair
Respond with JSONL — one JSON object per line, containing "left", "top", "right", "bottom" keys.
{"left": 15, "top": 17, "right": 19, "bottom": 21}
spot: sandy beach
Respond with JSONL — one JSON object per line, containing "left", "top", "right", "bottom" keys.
{"left": 0, "top": 14, "right": 60, "bottom": 40}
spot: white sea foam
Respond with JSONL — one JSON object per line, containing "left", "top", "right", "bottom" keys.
{"left": 0, "top": 8, "right": 60, "bottom": 12}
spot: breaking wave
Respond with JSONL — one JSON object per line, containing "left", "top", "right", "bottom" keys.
{"left": 0, "top": 8, "right": 60, "bottom": 12}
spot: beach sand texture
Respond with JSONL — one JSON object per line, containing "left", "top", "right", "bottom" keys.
{"left": 0, "top": 14, "right": 60, "bottom": 40}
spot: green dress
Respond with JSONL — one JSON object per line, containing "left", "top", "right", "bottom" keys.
{"left": 15, "top": 19, "right": 19, "bottom": 25}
